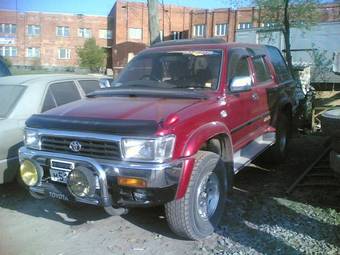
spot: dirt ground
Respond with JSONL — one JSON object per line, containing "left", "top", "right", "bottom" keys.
{"left": 0, "top": 135, "right": 339, "bottom": 255}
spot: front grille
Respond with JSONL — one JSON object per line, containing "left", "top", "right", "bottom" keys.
{"left": 40, "top": 135, "right": 121, "bottom": 160}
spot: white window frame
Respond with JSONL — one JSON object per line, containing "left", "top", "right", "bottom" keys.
{"left": 128, "top": 28, "right": 142, "bottom": 40}
{"left": 56, "top": 26, "right": 70, "bottom": 37}
{"left": 172, "top": 31, "right": 183, "bottom": 40}
{"left": 0, "top": 46, "right": 17, "bottom": 57}
{"left": 99, "top": 29, "right": 112, "bottom": 39}
{"left": 26, "top": 47, "right": 40, "bottom": 58}
{"left": 193, "top": 24, "right": 205, "bottom": 37}
{"left": 215, "top": 23, "right": 227, "bottom": 36}
{"left": 27, "top": 25, "right": 40, "bottom": 36}
{"left": 0, "top": 24, "right": 16, "bottom": 34}
{"left": 238, "top": 22, "right": 253, "bottom": 30}
{"left": 78, "top": 28, "right": 91, "bottom": 38}
{"left": 58, "top": 48, "right": 71, "bottom": 60}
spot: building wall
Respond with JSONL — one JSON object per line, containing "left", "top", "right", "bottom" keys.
{"left": 0, "top": 10, "right": 112, "bottom": 68}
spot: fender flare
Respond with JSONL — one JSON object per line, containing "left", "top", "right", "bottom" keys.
{"left": 176, "top": 121, "right": 233, "bottom": 199}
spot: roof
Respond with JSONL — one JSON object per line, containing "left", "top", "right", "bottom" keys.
{"left": 0, "top": 74, "right": 99, "bottom": 86}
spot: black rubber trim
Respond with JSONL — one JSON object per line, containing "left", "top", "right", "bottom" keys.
{"left": 231, "top": 111, "right": 270, "bottom": 134}
{"left": 26, "top": 114, "right": 159, "bottom": 135}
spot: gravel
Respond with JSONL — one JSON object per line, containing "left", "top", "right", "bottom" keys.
{"left": 0, "top": 135, "right": 339, "bottom": 255}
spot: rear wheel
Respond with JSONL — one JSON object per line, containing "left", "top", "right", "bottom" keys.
{"left": 265, "top": 113, "right": 290, "bottom": 163}
{"left": 165, "top": 151, "right": 231, "bottom": 240}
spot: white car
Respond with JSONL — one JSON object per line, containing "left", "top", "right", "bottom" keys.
{"left": 0, "top": 74, "right": 101, "bottom": 184}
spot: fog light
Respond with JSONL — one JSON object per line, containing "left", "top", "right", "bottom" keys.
{"left": 67, "top": 167, "right": 96, "bottom": 198}
{"left": 118, "top": 177, "right": 146, "bottom": 188}
{"left": 20, "top": 160, "right": 40, "bottom": 186}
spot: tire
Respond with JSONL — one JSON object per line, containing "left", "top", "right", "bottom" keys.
{"left": 165, "top": 151, "right": 231, "bottom": 240}
{"left": 331, "top": 131, "right": 340, "bottom": 154}
{"left": 265, "top": 113, "right": 290, "bottom": 163}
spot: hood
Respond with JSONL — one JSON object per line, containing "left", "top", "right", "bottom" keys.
{"left": 45, "top": 96, "right": 201, "bottom": 123}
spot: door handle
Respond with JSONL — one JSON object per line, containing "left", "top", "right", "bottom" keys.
{"left": 251, "top": 93, "right": 259, "bottom": 101}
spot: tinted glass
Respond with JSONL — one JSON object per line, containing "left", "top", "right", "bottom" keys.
{"left": 42, "top": 87, "right": 57, "bottom": 112}
{"left": 78, "top": 80, "right": 101, "bottom": 94}
{"left": 115, "top": 50, "right": 223, "bottom": 90}
{"left": 49, "top": 81, "right": 81, "bottom": 106}
{"left": 253, "top": 57, "right": 271, "bottom": 83}
{"left": 266, "top": 46, "right": 292, "bottom": 83}
{"left": 0, "top": 85, "right": 25, "bottom": 118}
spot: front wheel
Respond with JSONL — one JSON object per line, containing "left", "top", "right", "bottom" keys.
{"left": 165, "top": 151, "right": 231, "bottom": 240}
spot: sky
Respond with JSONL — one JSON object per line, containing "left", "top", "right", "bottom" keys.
{"left": 0, "top": 0, "right": 251, "bottom": 16}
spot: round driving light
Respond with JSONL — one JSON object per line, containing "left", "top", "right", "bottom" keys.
{"left": 20, "top": 160, "right": 39, "bottom": 186}
{"left": 67, "top": 167, "right": 96, "bottom": 198}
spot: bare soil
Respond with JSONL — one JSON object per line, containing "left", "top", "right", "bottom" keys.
{"left": 0, "top": 135, "right": 339, "bottom": 255}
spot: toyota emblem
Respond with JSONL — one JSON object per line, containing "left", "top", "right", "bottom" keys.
{"left": 69, "top": 141, "right": 82, "bottom": 152}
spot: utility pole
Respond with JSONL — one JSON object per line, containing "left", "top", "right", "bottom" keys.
{"left": 147, "top": 0, "right": 160, "bottom": 45}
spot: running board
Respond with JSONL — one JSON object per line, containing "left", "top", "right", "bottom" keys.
{"left": 233, "top": 132, "right": 275, "bottom": 174}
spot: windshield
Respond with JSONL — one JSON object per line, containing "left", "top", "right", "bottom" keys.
{"left": 0, "top": 85, "right": 26, "bottom": 118}
{"left": 114, "top": 50, "right": 222, "bottom": 90}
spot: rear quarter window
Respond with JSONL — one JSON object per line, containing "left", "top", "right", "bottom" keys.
{"left": 49, "top": 81, "right": 81, "bottom": 106}
{"left": 266, "top": 46, "right": 292, "bottom": 83}
{"left": 78, "top": 80, "right": 100, "bottom": 94}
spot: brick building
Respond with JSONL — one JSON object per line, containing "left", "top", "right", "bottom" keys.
{"left": 0, "top": 1, "right": 339, "bottom": 71}
{"left": 0, "top": 10, "right": 112, "bottom": 68}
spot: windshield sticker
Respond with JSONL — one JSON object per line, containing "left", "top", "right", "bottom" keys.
{"left": 169, "top": 50, "right": 220, "bottom": 56}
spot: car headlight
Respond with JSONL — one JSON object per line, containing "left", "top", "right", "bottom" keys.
{"left": 121, "top": 135, "right": 175, "bottom": 162}
{"left": 24, "top": 128, "right": 41, "bottom": 150}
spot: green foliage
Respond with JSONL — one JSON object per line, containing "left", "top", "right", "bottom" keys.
{"left": 254, "top": 0, "right": 320, "bottom": 31}
{"left": 309, "top": 45, "right": 333, "bottom": 82}
{"left": 77, "top": 38, "right": 106, "bottom": 72}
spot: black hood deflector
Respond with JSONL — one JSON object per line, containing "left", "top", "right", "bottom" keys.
{"left": 26, "top": 114, "right": 159, "bottom": 136}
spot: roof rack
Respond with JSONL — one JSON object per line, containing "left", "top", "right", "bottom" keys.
{"left": 150, "top": 38, "right": 226, "bottom": 48}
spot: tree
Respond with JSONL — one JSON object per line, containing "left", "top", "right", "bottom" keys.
{"left": 77, "top": 38, "right": 106, "bottom": 72}
{"left": 254, "top": 0, "right": 320, "bottom": 77}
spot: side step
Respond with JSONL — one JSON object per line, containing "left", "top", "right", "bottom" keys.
{"left": 233, "top": 132, "right": 275, "bottom": 174}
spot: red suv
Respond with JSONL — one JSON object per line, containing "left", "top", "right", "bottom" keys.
{"left": 19, "top": 39, "right": 298, "bottom": 240}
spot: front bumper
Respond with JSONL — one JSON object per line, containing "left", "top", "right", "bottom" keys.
{"left": 19, "top": 147, "right": 184, "bottom": 207}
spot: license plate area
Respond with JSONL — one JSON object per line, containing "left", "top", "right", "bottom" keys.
{"left": 49, "top": 159, "right": 75, "bottom": 183}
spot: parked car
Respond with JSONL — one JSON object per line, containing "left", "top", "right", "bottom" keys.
{"left": 19, "top": 39, "right": 298, "bottom": 240}
{"left": 0, "top": 56, "right": 11, "bottom": 77}
{"left": 0, "top": 74, "right": 101, "bottom": 184}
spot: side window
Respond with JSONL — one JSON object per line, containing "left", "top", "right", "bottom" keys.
{"left": 229, "top": 57, "right": 250, "bottom": 83}
{"left": 41, "top": 87, "right": 57, "bottom": 112}
{"left": 49, "top": 81, "right": 81, "bottom": 106}
{"left": 266, "top": 46, "right": 292, "bottom": 83}
{"left": 78, "top": 80, "right": 101, "bottom": 94}
{"left": 252, "top": 57, "right": 271, "bottom": 83}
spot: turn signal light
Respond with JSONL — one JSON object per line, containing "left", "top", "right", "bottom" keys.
{"left": 117, "top": 177, "right": 147, "bottom": 188}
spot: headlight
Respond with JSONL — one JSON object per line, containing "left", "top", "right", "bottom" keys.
{"left": 24, "top": 128, "right": 41, "bottom": 150}
{"left": 121, "top": 135, "right": 175, "bottom": 162}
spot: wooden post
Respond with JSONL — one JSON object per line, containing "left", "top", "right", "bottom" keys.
{"left": 147, "top": 0, "right": 160, "bottom": 45}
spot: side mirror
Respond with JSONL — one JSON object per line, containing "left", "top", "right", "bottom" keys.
{"left": 230, "top": 76, "right": 252, "bottom": 93}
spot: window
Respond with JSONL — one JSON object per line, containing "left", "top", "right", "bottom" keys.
{"left": 238, "top": 23, "right": 252, "bottom": 30}
{"left": 99, "top": 29, "right": 112, "bottom": 39}
{"left": 58, "top": 48, "right": 71, "bottom": 59}
{"left": 27, "top": 25, "right": 40, "bottom": 36}
{"left": 229, "top": 58, "right": 250, "bottom": 83}
{"left": 0, "top": 24, "right": 16, "bottom": 34}
{"left": 56, "top": 26, "right": 70, "bottom": 37}
{"left": 266, "top": 46, "right": 292, "bottom": 83}
{"left": 26, "top": 47, "right": 40, "bottom": 58}
{"left": 172, "top": 31, "right": 183, "bottom": 40}
{"left": 41, "top": 87, "right": 57, "bottom": 112}
{"left": 128, "top": 28, "right": 142, "bottom": 40}
{"left": 49, "top": 81, "right": 81, "bottom": 106}
{"left": 0, "top": 46, "right": 17, "bottom": 57}
{"left": 78, "top": 28, "right": 91, "bottom": 38}
{"left": 261, "top": 22, "right": 276, "bottom": 28}
{"left": 252, "top": 57, "right": 271, "bottom": 83}
{"left": 78, "top": 80, "right": 101, "bottom": 94}
{"left": 193, "top": 24, "right": 205, "bottom": 37}
{"left": 215, "top": 23, "right": 227, "bottom": 36}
